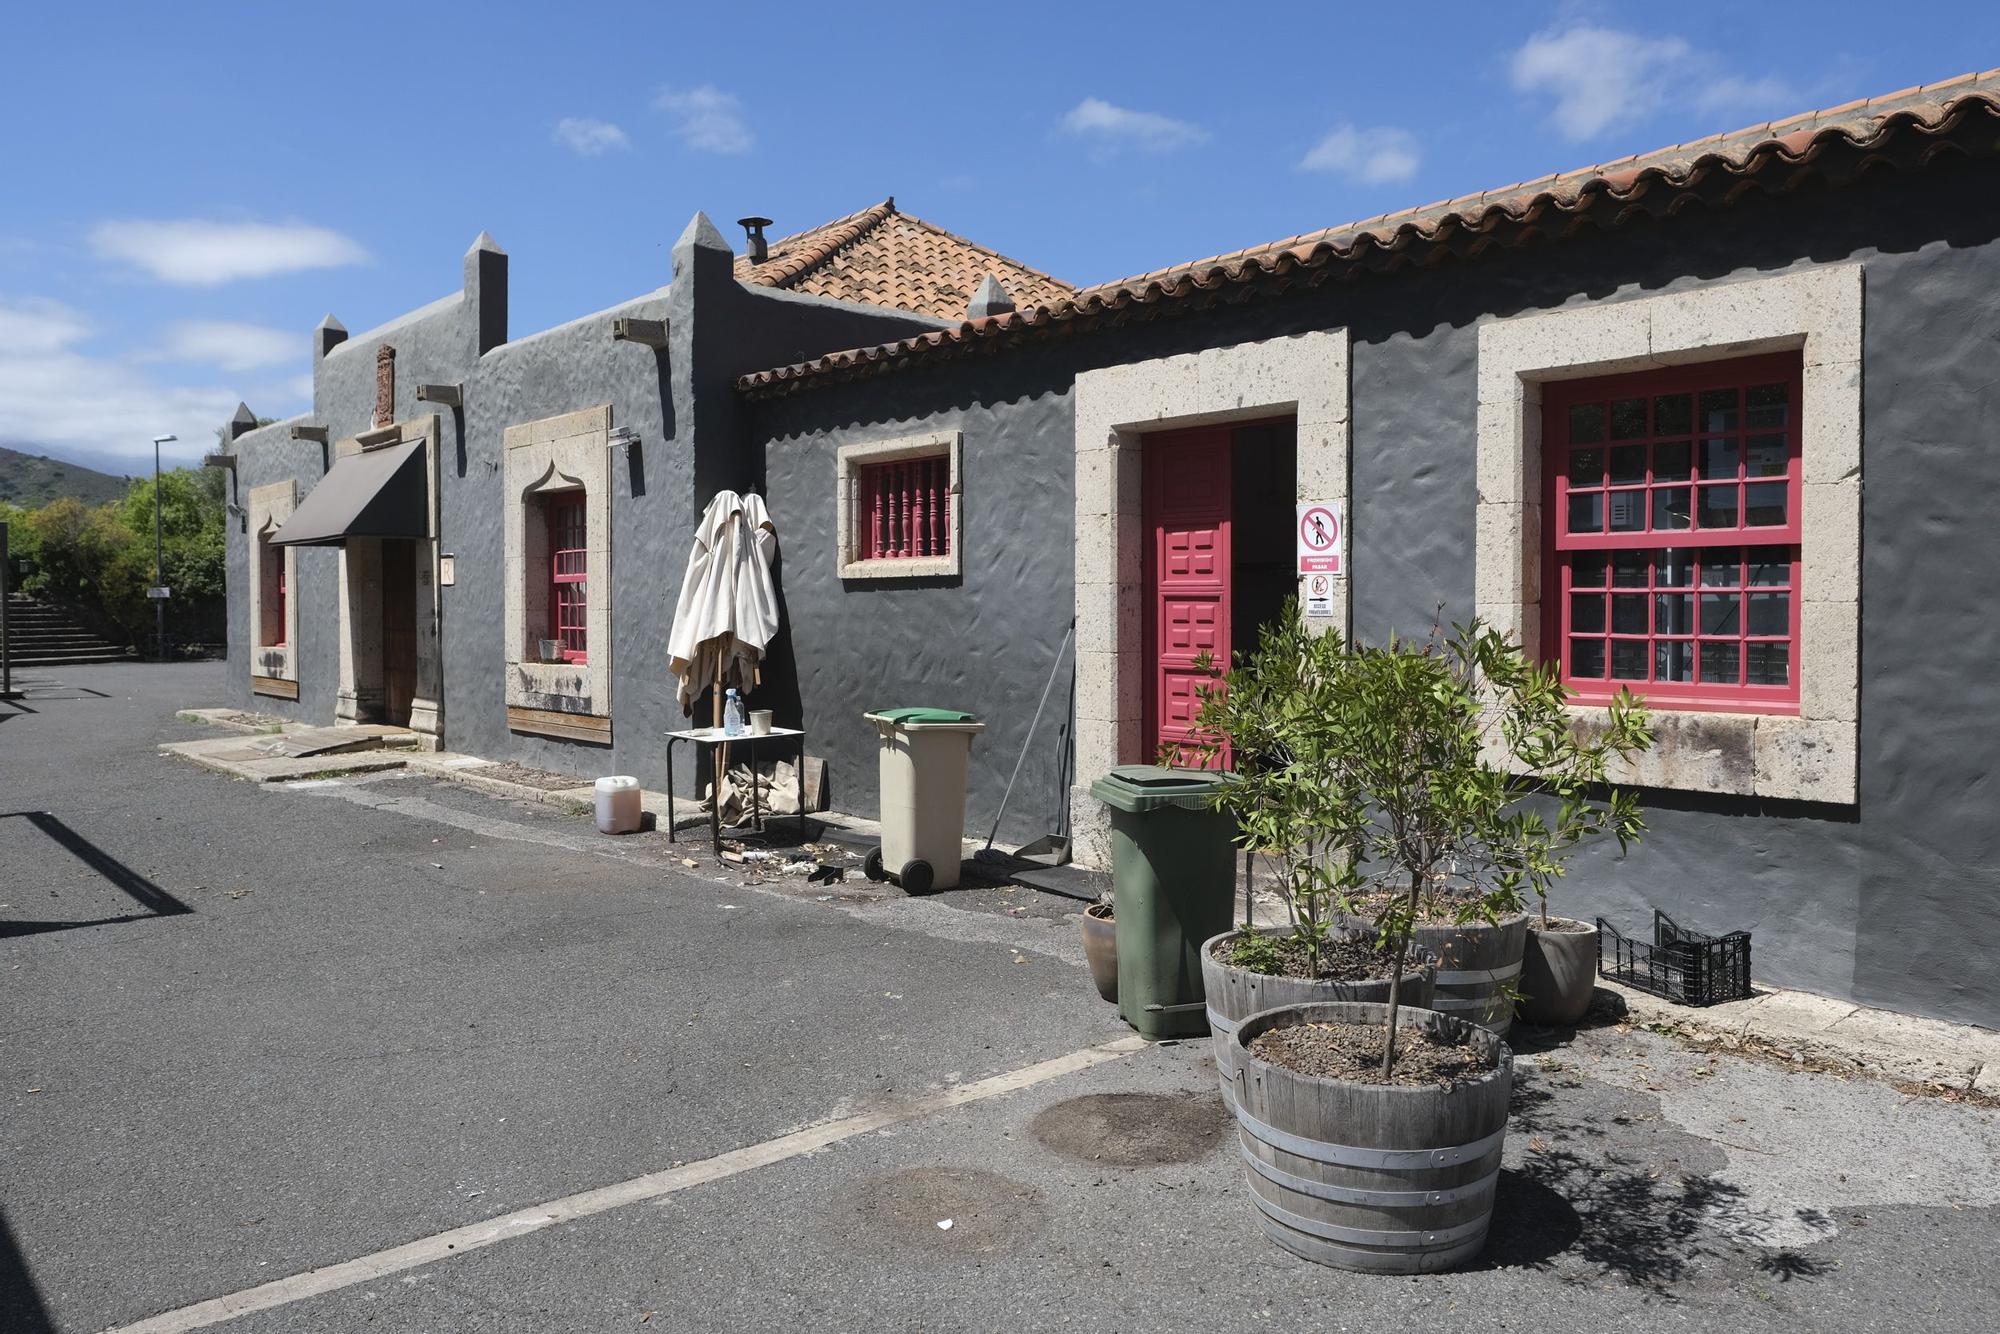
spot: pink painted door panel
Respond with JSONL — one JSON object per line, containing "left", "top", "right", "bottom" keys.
{"left": 1143, "top": 427, "right": 1231, "bottom": 767}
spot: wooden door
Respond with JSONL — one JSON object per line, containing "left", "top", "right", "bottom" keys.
{"left": 1142, "top": 427, "right": 1231, "bottom": 767}
{"left": 380, "top": 539, "right": 417, "bottom": 728}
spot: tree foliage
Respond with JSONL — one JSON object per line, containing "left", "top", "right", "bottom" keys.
{"left": 1188, "top": 600, "right": 1653, "bottom": 1072}
{"left": 2, "top": 467, "right": 226, "bottom": 650}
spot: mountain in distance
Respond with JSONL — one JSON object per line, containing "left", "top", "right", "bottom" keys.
{"left": 0, "top": 445, "right": 133, "bottom": 508}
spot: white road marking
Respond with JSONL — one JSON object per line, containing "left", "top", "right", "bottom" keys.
{"left": 107, "top": 1034, "right": 1148, "bottom": 1334}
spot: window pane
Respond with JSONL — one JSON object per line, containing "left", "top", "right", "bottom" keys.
{"left": 1700, "top": 548, "right": 1742, "bottom": 585}
{"left": 1655, "top": 640, "right": 1694, "bottom": 683}
{"left": 1612, "top": 550, "right": 1649, "bottom": 587}
{"left": 1610, "top": 397, "right": 1648, "bottom": 440}
{"left": 1568, "top": 447, "right": 1604, "bottom": 485}
{"left": 1611, "top": 640, "right": 1648, "bottom": 680}
{"left": 1654, "top": 440, "right": 1691, "bottom": 480}
{"left": 1701, "top": 640, "right": 1741, "bottom": 685}
{"left": 1698, "top": 484, "right": 1739, "bottom": 528}
{"left": 1570, "top": 639, "right": 1606, "bottom": 679}
{"left": 1746, "top": 642, "right": 1790, "bottom": 687}
{"left": 1654, "top": 392, "right": 1692, "bottom": 437}
{"left": 1746, "top": 549, "right": 1789, "bottom": 586}
{"left": 1700, "top": 387, "right": 1740, "bottom": 433}
{"left": 1569, "top": 402, "right": 1605, "bottom": 444}
{"left": 1747, "top": 592, "right": 1790, "bottom": 636}
{"left": 1655, "top": 593, "right": 1694, "bottom": 634}
{"left": 1570, "top": 593, "right": 1606, "bottom": 633}
{"left": 1651, "top": 486, "right": 1691, "bottom": 530}
{"left": 1658, "top": 548, "right": 1695, "bottom": 586}
{"left": 1608, "top": 490, "right": 1646, "bottom": 532}
{"left": 1701, "top": 593, "right": 1740, "bottom": 635}
{"left": 1746, "top": 382, "right": 1789, "bottom": 430}
{"left": 1610, "top": 444, "right": 1647, "bottom": 484}
{"left": 1744, "top": 482, "right": 1787, "bottom": 527}
{"left": 1572, "top": 551, "right": 1609, "bottom": 588}
{"left": 1745, "top": 435, "right": 1788, "bottom": 478}
{"left": 1568, "top": 491, "right": 1603, "bottom": 533}
{"left": 1612, "top": 595, "right": 1648, "bottom": 635}
{"left": 1699, "top": 437, "right": 1739, "bottom": 479}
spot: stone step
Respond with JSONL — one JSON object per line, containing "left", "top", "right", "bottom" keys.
{"left": 9, "top": 650, "right": 131, "bottom": 666}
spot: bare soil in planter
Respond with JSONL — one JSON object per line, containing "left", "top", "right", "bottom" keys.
{"left": 1533, "top": 915, "right": 1594, "bottom": 932}
{"left": 1248, "top": 1020, "right": 1500, "bottom": 1089}
{"left": 1211, "top": 930, "right": 1404, "bottom": 982}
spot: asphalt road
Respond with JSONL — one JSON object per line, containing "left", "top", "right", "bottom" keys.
{"left": 3, "top": 663, "right": 1996, "bottom": 1333}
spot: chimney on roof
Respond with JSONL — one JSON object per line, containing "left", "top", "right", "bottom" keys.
{"left": 737, "top": 216, "right": 773, "bottom": 264}
{"left": 966, "top": 274, "right": 1016, "bottom": 320}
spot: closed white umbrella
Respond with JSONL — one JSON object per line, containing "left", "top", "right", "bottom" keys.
{"left": 668, "top": 490, "right": 779, "bottom": 718}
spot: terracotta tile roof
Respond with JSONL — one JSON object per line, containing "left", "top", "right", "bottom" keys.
{"left": 734, "top": 198, "right": 1074, "bottom": 320}
{"left": 740, "top": 70, "right": 2000, "bottom": 397}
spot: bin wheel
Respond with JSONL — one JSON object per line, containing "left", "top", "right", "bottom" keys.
{"left": 899, "top": 860, "right": 935, "bottom": 896}
{"left": 862, "top": 847, "right": 887, "bottom": 881}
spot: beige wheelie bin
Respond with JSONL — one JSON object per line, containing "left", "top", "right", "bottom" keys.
{"left": 861, "top": 707, "right": 984, "bottom": 894}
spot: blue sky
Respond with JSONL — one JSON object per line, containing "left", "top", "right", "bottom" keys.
{"left": 3, "top": 1, "right": 1994, "bottom": 473}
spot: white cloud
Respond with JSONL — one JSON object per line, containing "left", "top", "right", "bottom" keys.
{"left": 653, "top": 85, "right": 753, "bottom": 154}
{"left": 1060, "top": 98, "right": 1210, "bottom": 155}
{"left": 1511, "top": 25, "right": 1799, "bottom": 143}
{"left": 155, "top": 320, "right": 297, "bottom": 372}
{"left": 553, "top": 116, "right": 630, "bottom": 156}
{"left": 0, "top": 296, "right": 280, "bottom": 467}
{"left": 1297, "top": 125, "right": 1421, "bottom": 184}
{"left": 89, "top": 219, "right": 369, "bottom": 286}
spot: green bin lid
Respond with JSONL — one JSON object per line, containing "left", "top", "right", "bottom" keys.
{"left": 872, "top": 706, "right": 978, "bottom": 725}
{"left": 1089, "top": 764, "right": 1228, "bottom": 812}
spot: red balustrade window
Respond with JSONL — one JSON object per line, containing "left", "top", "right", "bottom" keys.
{"left": 1544, "top": 353, "right": 1802, "bottom": 714}
{"left": 258, "top": 532, "right": 286, "bottom": 646}
{"left": 547, "top": 491, "right": 587, "bottom": 663}
{"left": 857, "top": 455, "right": 952, "bottom": 561}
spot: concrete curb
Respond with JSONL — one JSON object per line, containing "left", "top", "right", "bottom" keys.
{"left": 1601, "top": 978, "right": 2000, "bottom": 1095}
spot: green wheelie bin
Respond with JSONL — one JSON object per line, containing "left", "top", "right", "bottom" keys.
{"left": 1088, "top": 765, "right": 1236, "bottom": 1040}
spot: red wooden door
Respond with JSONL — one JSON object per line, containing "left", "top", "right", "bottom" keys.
{"left": 1142, "top": 427, "right": 1231, "bottom": 767}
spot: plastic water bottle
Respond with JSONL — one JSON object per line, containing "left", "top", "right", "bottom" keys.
{"left": 723, "top": 688, "right": 744, "bottom": 737}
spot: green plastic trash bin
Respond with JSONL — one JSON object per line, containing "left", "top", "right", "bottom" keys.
{"left": 1088, "top": 765, "right": 1236, "bottom": 1040}
{"left": 862, "top": 707, "right": 984, "bottom": 894}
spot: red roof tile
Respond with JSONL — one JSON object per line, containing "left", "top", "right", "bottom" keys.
{"left": 740, "top": 70, "right": 2000, "bottom": 397}
{"left": 734, "top": 198, "right": 1074, "bottom": 320}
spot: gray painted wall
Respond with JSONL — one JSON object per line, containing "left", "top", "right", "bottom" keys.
{"left": 746, "top": 157, "right": 2000, "bottom": 1029}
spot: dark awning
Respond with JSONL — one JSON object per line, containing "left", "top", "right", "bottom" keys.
{"left": 271, "top": 441, "right": 428, "bottom": 546}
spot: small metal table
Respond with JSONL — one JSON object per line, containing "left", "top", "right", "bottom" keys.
{"left": 665, "top": 725, "right": 808, "bottom": 856}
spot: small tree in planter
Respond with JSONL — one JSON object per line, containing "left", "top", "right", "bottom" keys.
{"left": 1192, "top": 604, "right": 1652, "bottom": 1270}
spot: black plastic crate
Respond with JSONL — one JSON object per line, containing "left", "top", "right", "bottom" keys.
{"left": 1597, "top": 909, "right": 1752, "bottom": 1006}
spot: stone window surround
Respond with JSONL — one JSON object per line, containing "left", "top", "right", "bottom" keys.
{"left": 247, "top": 479, "right": 299, "bottom": 692}
{"left": 835, "top": 430, "right": 963, "bottom": 580}
{"left": 1070, "top": 330, "right": 1351, "bottom": 869}
{"left": 1475, "top": 265, "right": 1861, "bottom": 805}
{"left": 504, "top": 405, "right": 613, "bottom": 734}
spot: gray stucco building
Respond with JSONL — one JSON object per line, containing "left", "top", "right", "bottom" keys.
{"left": 222, "top": 76, "right": 2000, "bottom": 1028}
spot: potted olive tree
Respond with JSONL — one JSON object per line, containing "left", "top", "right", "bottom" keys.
{"left": 1181, "top": 607, "right": 1438, "bottom": 1100}
{"left": 1211, "top": 609, "right": 1649, "bottom": 1273}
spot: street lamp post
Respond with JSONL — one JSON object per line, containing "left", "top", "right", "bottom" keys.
{"left": 153, "top": 433, "right": 176, "bottom": 661}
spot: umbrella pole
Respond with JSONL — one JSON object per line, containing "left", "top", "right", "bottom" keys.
{"left": 712, "top": 688, "right": 725, "bottom": 814}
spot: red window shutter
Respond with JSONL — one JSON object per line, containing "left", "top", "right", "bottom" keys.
{"left": 547, "top": 493, "right": 588, "bottom": 663}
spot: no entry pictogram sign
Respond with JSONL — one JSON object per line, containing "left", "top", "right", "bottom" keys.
{"left": 1296, "top": 502, "right": 1343, "bottom": 575}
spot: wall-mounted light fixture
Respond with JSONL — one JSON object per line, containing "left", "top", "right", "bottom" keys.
{"left": 416, "top": 383, "right": 463, "bottom": 407}
{"left": 607, "top": 427, "right": 640, "bottom": 451}
{"left": 200, "top": 453, "right": 237, "bottom": 470}
{"left": 290, "top": 425, "right": 329, "bottom": 443}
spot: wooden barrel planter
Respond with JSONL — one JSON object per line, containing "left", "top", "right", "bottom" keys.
{"left": 1229, "top": 1001, "right": 1513, "bottom": 1274}
{"left": 1199, "top": 930, "right": 1435, "bottom": 1106}
{"left": 1341, "top": 912, "right": 1529, "bottom": 1037}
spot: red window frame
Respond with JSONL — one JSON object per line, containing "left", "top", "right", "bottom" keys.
{"left": 547, "top": 492, "right": 587, "bottom": 664}
{"left": 1542, "top": 352, "right": 1802, "bottom": 714}
{"left": 856, "top": 455, "right": 951, "bottom": 561}
{"left": 259, "top": 534, "right": 287, "bottom": 647}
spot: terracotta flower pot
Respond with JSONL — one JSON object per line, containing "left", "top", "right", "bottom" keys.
{"left": 1079, "top": 901, "right": 1117, "bottom": 1003}
{"left": 1517, "top": 916, "right": 1599, "bottom": 1027}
